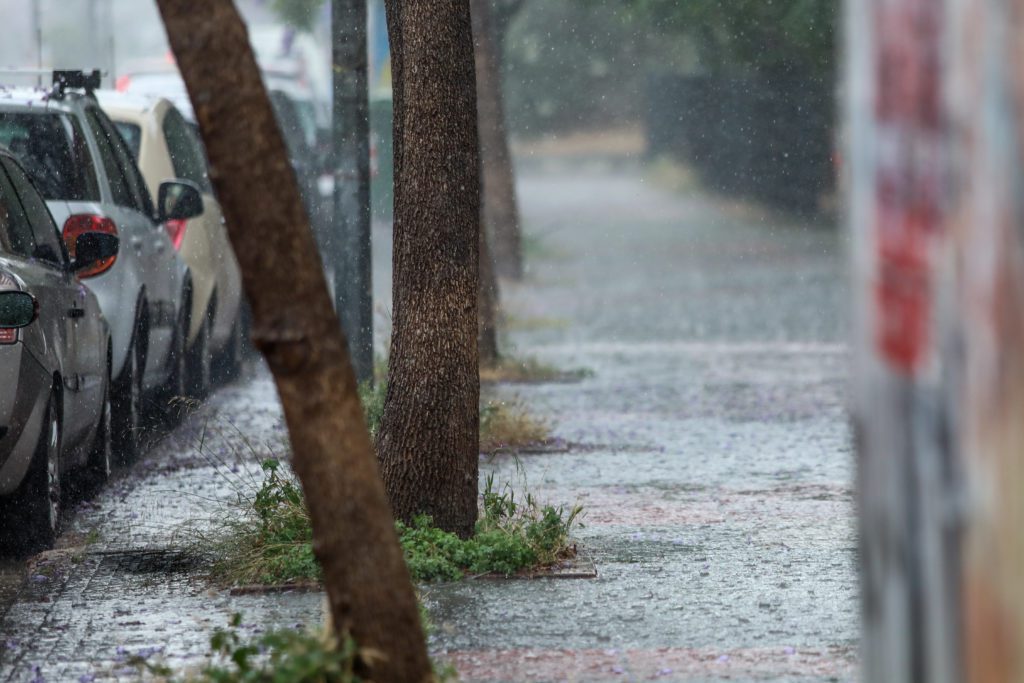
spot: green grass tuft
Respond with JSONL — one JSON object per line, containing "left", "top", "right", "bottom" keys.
{"left": 204, "top": 461, "right": 580, "bottom": 587}
{"left": 398, "top": 473, "right": 582, "bottom": 582}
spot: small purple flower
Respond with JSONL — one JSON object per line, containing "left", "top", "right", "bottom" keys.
{"left": 78, "top": 675, "right": 95, "bottom": 683}
{"left": 784, "top": 646, "right": 796, "bottom": 655}
{"left": 717, "top": 655, "right": 730, "bottom": 663}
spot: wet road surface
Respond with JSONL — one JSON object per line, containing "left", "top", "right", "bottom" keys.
{"left": 0, "top": 164, "right": 856, "bottom": 682}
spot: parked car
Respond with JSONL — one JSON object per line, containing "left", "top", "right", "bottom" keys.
{"left": 97, "top": 91, "right": 245, "bottom": 392}
{"left": 117, "top": 67, "right": 330, "bottom": 269}
{"left": 0, "top": 72, "right": 203, "bottom": 458}
{"left": 0, "top": 146, "right": 119, "bottom": 551}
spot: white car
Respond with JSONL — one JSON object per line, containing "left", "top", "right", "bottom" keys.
{"left": 0, "top": 75, "right": 200, "bottom": 459}
{"left": 97, "top": 92, "right": 245, "bottom": 395}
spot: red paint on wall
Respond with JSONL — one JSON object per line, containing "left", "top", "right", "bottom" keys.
{"left": 871, "top": 0, "right": 945, "bottom": 374}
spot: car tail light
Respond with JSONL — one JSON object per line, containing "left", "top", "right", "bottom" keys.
{"left": 0, "top": 329, "right": 16, "bottom": 344}
{"left": 164, "top": 219, "right": 187, "bottom": 250}
{"left": 63, "top": 214, "right": 118, "bottom": 279}
{"left": 115, "top": 75, "right": 131, "bottom": 92}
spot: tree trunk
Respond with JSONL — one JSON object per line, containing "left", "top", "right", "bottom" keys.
{"left": 154, "top": 2, "right": 431, "bottom": 680}
{"left": 378, "top": 0, "right": 481, "bottom": 538}
{"left": 472, "top": 0, "right": 523, "bottom": 281}
{"left": 479, "top": 214, "right": 500, "bottom": 368}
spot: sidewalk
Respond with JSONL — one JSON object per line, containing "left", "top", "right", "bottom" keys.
{"left": 423, "top": 167, "right": 857, "bottom": 682}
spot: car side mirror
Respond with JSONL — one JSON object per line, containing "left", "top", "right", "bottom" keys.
{"left": 157, "top": 179, "right": 204, "bottom": 223}
{"left": 72, "top": 232, "right": 119, "bottom": 276}
{"left": 0, "top": 291, "right": 37, "bottom": 328}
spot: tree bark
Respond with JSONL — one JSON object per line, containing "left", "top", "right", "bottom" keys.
{"left": 154, "top": 2, "right": 431, "bottom": 680}
{"left": 472, "top": 0, "right": 523, "bottom": 281}
{"left": 378, "top": 0, "right": 481, "bottom": 538}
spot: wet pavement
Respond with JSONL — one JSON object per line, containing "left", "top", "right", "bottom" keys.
{"left": 0, "top": 164, "right": 856, "bottom": 682}
{"left": 423, "top": 167, "right": 856, "bottom": 682}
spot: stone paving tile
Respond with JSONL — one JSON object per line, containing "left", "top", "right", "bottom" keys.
{"left": 444, "top": 646, "right": 855, "bottom": 682}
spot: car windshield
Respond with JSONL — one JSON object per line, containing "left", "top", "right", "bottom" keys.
{"left": 0, "top": 112, "right": 100, "bottom": 202}
{"left": 113, "top": 121, "right": 142, "bottom": 159}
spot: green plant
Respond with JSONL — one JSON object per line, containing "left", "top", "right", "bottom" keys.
{"left": 200, "top": 443, "right": 579, "bottom": 587}
{"left": 480, "top": 356, "right": 592, "bottom": 384}
{"left": 358, "top": 379, "right": 387, "bottom": 439}
{"left": 133, "top": 613, "right": 363, "bottom": 682}
{"left": 397, "top": 474, "right": 583, "bottom": 582}
{"left": 479, "top": 400, "right": 552, "bottom": 453}
{"left": 208, "top": 460, "right": 321, "bottom": 586}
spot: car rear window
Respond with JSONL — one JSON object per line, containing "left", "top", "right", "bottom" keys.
{"left": 114, "top": 121, "right": 142, "bottom": 159}
{"left": 0, "top": 112, "right": 100, "bottom": 202}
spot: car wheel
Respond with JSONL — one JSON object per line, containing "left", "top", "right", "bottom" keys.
{"left": 113, "top": 336, "right": 143, "bottom": 464}
{"left": 1, "top": 392, "right": 62, "bottom": 553}
{"left": 188, "top": 312, "right": 212, "bottom": 399}
{"left": 225, "top": 315, "right": 244, "bottom": 380}
{"left": 166, "top": 301, "right": 189, "bottom": 420}
{"left": 85, "top": 370, "right": 113, "bottom": 486}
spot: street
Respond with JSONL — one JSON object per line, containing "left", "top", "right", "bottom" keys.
{"left": 0, "top": 163, "right": 857, "bottom": 682}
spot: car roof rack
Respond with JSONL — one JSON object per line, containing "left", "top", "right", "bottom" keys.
{"left": 51, "top": 70, "right": 102, "bottom": 99}
{"left": 0, "top": 69, "right": 102, "bottom": 99}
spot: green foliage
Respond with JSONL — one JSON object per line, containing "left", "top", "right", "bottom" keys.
{"left": 209, "top": 460, "right": 321, "bottom": 586}
{"left": 205, "top": 458, "right": 579, "bottom": 587}
{"left": 397, "top": 474, "right": 582, "bottom": 582}
{"left": 269, "top": 0, "right": 325, "bottom": 32}
{"left": 628, "top": 0, "right": 836, "bottom": 76}
{"left": 358, "top": 378, "right": 387, "bottom": 440}
{"left": 133, "top": 613, "right": 362, "bottom": 682}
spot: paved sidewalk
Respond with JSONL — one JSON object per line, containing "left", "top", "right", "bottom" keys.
{"left": 423, "top": 167, "right": 857, "bottom": 682}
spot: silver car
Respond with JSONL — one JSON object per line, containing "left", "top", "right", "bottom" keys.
{"left": 0, "top": 73, "right": 203, "bottom": 458}
{"left": 0, "top": 147, "right": 119, "bottom": 552}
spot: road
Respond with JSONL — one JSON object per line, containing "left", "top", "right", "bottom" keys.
{"left": 0, "top": 163, "right": 856, "bottom": 682}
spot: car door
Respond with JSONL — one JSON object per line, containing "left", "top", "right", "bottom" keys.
{"left": 0, "top": 161, "right": 83, "bottom": 436}
{"left": 2, "top": 156, "right": 103, "bottom": 445}
{"left": 164, "top": 107, "right": 241, "bottom": 342}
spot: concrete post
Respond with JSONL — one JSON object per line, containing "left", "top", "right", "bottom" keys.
{"left": 331, "top": 0, "right": 374, "bottom": 384}
{"left": 849, "top": 0, "right": 1024, "bottom": 680}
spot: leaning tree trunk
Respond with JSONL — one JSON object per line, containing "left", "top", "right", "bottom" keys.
{"left": 155, "top": 2, "right": 431, "bottom": 680}
{"left": 472, "top": 0, "right": 523, "bottom": 281}
{"left": 378, "top": 0, "right": 481, "bottom": 538}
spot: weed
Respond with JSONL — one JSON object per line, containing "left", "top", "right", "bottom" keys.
{"left": 133, "top": 613, "right": 371, "bottom": 682}
{"left": 479, "top": 400, "right": 552, "bottom": 454}
{"left": 358, "top": 379, "right": 387, "bottom": 439}
{"left": 206, "top": 460, "right": 320, "bottom": 586}
{"left": 499, "top": 314, "right": 571, "bottom": 332}
{"left": 398, "top": 473, "right": 582, "bottom": 582}
{"left": 480, "top": 356, "right": 593, "bottom": 384}
{"left": 204, "top": 458, "right": 579, "bottom": 586}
